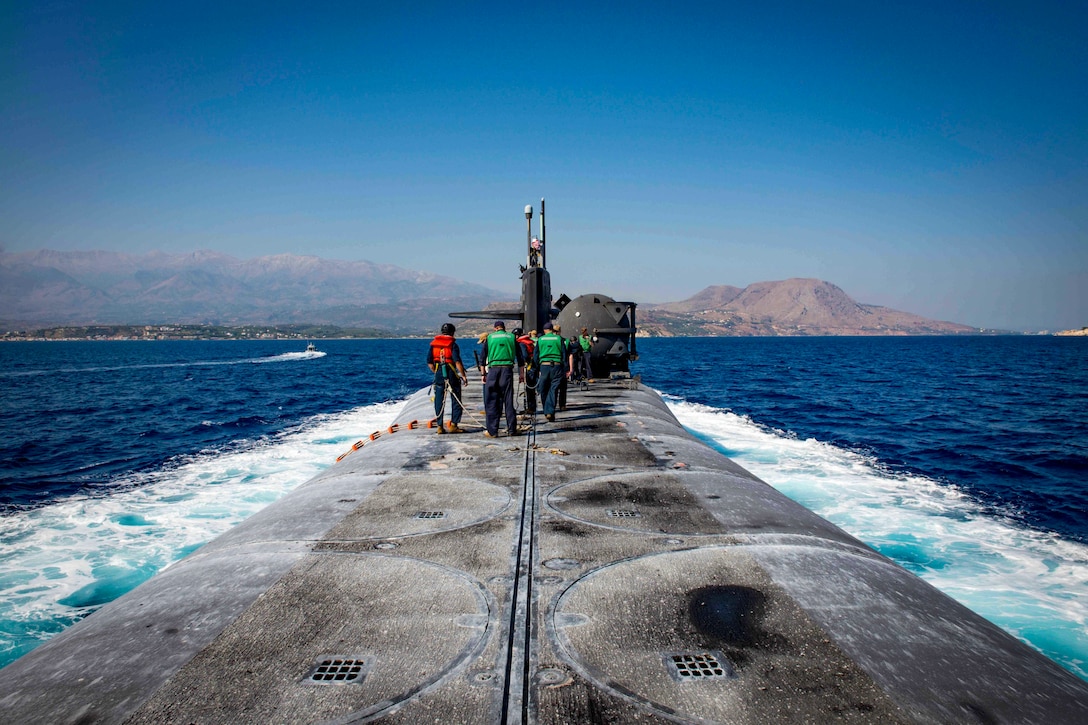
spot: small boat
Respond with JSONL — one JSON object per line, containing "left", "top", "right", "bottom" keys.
{"left": 305, "top": 342, "right": 318, "bottom": 353}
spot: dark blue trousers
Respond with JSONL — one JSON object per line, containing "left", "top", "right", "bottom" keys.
{"left": 433, "top": 370, "right": 462, "bottom": 425}
{"left": 538, "top": 364, "right": 562, "bottom": 416}
{"left": 523, "top": 367, "right": 537, "bottom": 413}
{"left": 484, "top": 365, "right": 517, "bottom": 435}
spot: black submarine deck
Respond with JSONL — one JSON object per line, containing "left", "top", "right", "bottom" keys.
{"left": 1, "top": 378, "right": 1086, "bottom": 724}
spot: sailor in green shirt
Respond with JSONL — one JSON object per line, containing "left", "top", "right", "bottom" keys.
{"left": 480, "top": 320, "right": 525, "bottom": 437}
{"left": 534, "top": 321, "right": 568, "bottom": 422}
{"left": 578, "top": 327, "right": 594, "bottom": 381}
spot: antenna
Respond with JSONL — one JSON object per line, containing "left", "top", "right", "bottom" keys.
{"left": 525, "top": 204, "right": 533, "bottom": 267}
{"left": 540, "top": 197, "right": 546, "bottom": 268}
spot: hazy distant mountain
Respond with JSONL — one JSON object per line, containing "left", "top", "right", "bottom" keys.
{"left": 1, "top": 251, "right": 977, "bottom": 336}
{"left": 653, "top": 284, "right": 745, "bottom": 312}
{"left": 641, "top": 279, "right": 977, "bottom": 336}
{"left": 0, "top": 250, "right": 507, "bottom": 335}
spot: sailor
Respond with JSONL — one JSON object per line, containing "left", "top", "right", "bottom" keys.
{"left": 579, "top": 327, "right": 594, "bottom": 381}
{"left": 568, "top": 334, "right": 583, "bottom": 380}
{"left": 529, "top": 236, "right": 543, "bottom": 267}
{"left": 515, "top": 327, "right": 537, "bottom": 415}
{"left": 427, "top": 323, "right": 469, "bottom": 433}
{"left": 534, "top": 321, "right": 567, "bottom": 422}
{"left": 554, "top": 323, "right": 569, "bottom": 411}
{"left": 481, "top": 320, "right": 524, "bottom": 437}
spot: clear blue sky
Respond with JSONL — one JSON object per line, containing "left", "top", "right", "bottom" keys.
{"left": 3, "top": 1, "right": 1086, "bottom": 331}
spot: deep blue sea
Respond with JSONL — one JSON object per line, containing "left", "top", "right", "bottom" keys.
{"left": 1, "top": 337, "right": 1086, "bottom": 680}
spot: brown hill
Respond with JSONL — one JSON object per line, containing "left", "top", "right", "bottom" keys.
{"left": 654, "top": 285, "right": 744, "bottom": 313}
{"left": 641, "top": 279, "right": 976, "bottom": 336}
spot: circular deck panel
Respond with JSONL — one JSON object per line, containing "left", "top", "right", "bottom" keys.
{"left": 547, "top": 472, "right": 724, "bottom": 535}
{"left": 550, "top": 546, "right": 903, "bottom": 723}
{"left": 128, "top": 553, "right": 493, "bottom": 723}
{"left": 324, "top": 474, "right": 512, "bottom": 540}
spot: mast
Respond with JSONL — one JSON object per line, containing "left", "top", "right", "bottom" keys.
{"left": 539, "top": 197, "right": 546, "bottom": 268}
{"left": 524, "top": 204, "right": 533, "bottom": 268}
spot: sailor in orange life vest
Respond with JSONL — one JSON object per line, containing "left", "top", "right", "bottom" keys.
{"left": 427, "top": 323, "right": 469, "bottom": 434}
{"left": 480, "top": 320, "right": 525, "bottom": 437}
{"left": 514, "top": 327, "right": 537, "bottom": 415}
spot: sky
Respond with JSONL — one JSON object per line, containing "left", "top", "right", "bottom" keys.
{"left": 2, "top": 1, "right": 1086, "bottom": 331}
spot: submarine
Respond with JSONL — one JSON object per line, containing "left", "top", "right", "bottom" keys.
{"left": 2, "top": 204, "right": 1087, "bottom": 724}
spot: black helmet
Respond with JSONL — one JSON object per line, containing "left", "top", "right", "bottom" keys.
{"left": 512, "top": 327, "right": 523, "bottom": 337}
{"left": 441, "top": 323, "right": 455, "bottom": 335}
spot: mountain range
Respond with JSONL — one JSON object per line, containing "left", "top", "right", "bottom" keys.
{"left": 0, "top": 250, "right": 502, "bottom": 335}
{"left": 0, "top": 250, "right": 977, "bottom": 336}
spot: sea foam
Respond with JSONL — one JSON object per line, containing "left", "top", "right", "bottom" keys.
{"left": 664, "top": 395, "right": 1088, "bottom": 680}
{"left": 0, "top": 398, "right": 404, "bottom": 666}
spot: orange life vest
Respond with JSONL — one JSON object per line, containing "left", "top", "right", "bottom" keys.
{"left": 430, "top": 334, "right": 456, "bottom": 366}
{"left": 517, "top": 334, "right": 535, "bottom": 359}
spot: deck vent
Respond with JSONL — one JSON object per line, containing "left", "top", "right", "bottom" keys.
{"left": 587, "top": 454, "right": 607, "bottom": 459}
{"left": 308, "top": 657, "right": 369, "bottom": 684}
{"left": 606, "top": 509, "right": 641, "bottom": 518}
{"left": 456, "top": 456, "right": 475, "bottom": 461}
{"left": 667, "top": 653, "right": 732, "bottom": 681}
{"left": 415, "top": 511, "right": 447, "bottom": 519}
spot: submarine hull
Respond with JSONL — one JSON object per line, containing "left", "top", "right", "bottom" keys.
{"left": 1, "top": 379, "right": 1086, "bottom": 724}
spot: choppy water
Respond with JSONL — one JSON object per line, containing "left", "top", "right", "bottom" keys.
{"left": 1, "top": 336, "right": 1085, "bottom": 680}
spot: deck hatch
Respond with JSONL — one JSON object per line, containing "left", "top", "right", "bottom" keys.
{"left": 667, "top": 652, "right": 732, "bottom": 681}
{"left": 307, "top": 657, "right": 370, "bottom": 684}
{"left": 415, "top": 511, "right": 447, "bottom": 519}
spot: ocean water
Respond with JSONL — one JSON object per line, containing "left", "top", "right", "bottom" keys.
{"left": 0, "top": 337, "right": 1085, "bottom": 681}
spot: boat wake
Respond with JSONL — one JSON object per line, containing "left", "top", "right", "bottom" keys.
{"left": 0, "top": 398, "right": 405, "bottom": 668}
{"left": 663, "top": 393, "right": 1088, "bottom": 681}
{"left": 2, "top": 351, "right": 327, "bottom": 378}
{"left": 254, "top": 350, "right": 327, "bottom": 363}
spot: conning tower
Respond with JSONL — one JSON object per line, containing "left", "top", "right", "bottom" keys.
{"left": 450, "top": 199, "right": 638, "bottom": 377}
